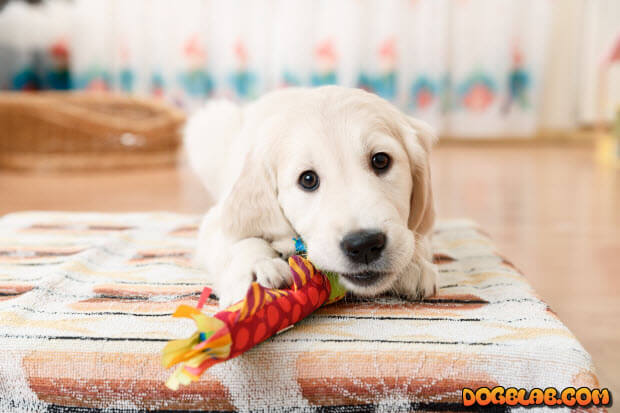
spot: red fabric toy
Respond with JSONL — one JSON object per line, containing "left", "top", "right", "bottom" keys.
{"left": 162, "top": 255, "right": 345, "bottom": 389}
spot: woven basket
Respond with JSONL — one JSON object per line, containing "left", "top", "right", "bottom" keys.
{"left": 0, "top": 92, "right": 186, "bottom": 170}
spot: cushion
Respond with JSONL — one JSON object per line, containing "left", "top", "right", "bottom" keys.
{"left": 0, "top": 212, "right": 603, "bottom": 412}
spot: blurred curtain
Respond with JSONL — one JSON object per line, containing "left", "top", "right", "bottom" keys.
{"left": 0, "top": 0, "right": 618, "bottom": 137}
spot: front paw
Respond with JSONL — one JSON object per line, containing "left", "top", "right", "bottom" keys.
{"left": 394, "top": 259, "right": 438, "bottom": 300}
{"left": 253, "top": 257, "right": 292, "bottom": 289}
{"left": 416, "top": 261, "right": 438, "bottom": 299}
{"left": 215, "top": 257, "right": 292, "bottom": 309}
{"left": 217, "top": 268, "right": 252, "bottom": 308}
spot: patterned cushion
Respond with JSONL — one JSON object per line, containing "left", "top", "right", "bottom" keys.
{"left": 0, "top": 212, "right": 603, "bottom": 412}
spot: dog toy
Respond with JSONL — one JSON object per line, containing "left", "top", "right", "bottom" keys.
{"left": 162, "top": 244, "right": 346, "bottom": 390}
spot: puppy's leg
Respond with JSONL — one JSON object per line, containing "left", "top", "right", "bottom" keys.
{"left": 393, "top": 235, "right": 438, "bottom": 299}
{"left": 195, "top": 211, "right": 293, "bottom": 308}
{"left": 217, "top": 238, "right": 292, "bottom": 308}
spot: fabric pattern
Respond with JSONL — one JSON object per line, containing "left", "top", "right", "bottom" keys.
{"left": 0, "top": 212, "right": 604, "bottom": 412}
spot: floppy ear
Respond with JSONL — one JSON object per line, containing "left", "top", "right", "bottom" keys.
{"left": 219, "top": 151, "right": 293, "bottom": 242}
{"left": 401, "top": 117, "right": 437, "bottom": 236}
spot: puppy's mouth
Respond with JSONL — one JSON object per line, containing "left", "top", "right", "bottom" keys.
{"left": 339, "top": 270, "right": 389, "bottom": 287}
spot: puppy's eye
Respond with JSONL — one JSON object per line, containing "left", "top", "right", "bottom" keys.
{"left": 298, "top": 170, "right": 320, "bottom": 191}
{"left": 371, "top": 152, "right": 391, "bottom": 173}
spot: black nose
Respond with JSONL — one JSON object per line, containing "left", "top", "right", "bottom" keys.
{"left": 340, "top": 230, "right": 386, "bottom": 264}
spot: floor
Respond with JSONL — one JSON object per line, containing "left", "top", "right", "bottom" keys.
{"left": 1, "top": 142, "right": 618, "bottom": 395}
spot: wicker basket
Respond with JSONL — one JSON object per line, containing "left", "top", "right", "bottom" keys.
{"left": 0, "top": 92, "right": 186, "bottom": 170}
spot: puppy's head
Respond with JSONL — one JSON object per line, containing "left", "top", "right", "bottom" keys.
{"left": 222, "top": 86, "right": 435, "bottom": 296}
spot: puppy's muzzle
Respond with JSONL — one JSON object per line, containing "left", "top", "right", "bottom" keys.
{"left": 340, "top": 229, "right": 386, "bottom": 265}
{"left": 339, "top": 270, "right": 386, "bottom": 286}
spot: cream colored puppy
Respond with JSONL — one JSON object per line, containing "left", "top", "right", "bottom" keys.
{"left": 186, "top": 86, "right": 437, "bottom": 308}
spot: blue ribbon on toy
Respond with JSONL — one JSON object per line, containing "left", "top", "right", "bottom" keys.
{"left": 293, "top": 237, "right": 307, "bottom": 255}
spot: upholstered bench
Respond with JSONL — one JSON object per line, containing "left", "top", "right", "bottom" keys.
{"left": 0, "top": 212, "right": 604, "bottom": 412}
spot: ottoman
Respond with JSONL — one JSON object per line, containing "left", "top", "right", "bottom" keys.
{"left": 0, "top": 212, "right": 605, "bottom": 412}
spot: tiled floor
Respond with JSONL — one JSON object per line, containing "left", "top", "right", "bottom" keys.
{"left": 1, "top": 141, "right": 618, "bottom": 394}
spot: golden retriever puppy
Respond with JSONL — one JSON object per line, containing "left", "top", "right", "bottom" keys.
{"left": 186, "top": 86, "right": 437, "bottom": 308}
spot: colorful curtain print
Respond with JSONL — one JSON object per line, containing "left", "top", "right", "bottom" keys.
{"left": 0, "top": 0, "right": 600, "bottom": 137}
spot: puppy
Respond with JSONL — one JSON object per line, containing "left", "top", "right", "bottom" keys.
{"left": 186, "top": 86, "right": 438, "bottom": 308}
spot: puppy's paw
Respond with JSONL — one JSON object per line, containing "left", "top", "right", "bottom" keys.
{"left": 253, "top": 257, "right": 292, "bottom": 289}
{"left": 270, "top": 237, "right": 297, "bottom": 259}
{"left": 415, "top": 261, "right": 438, "bottom": 299}
{"left": 215, "top": 261, "right": 256, "bottom": 309}
{"left": 216, "top": 283, "right": 250, "bottom": 309}
{"left": 393, "top": 259, "right": 438, "bottom": 300}
{"left": 216, "top": 258, "right": 291, "bottom": 308}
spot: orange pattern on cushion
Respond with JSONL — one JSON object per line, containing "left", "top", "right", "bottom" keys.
{"left": 296, "top": 351, "right": 500, "bottom": 406}
{"left": 23, "top": 352, "right": 235, "bottom": 411}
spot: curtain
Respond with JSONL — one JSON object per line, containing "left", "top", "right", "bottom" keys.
{"left": 1, "top": 0, "right": 618, "bottom": 137}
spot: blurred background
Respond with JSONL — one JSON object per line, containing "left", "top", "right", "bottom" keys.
{"left": 0, "top": 0, "right": 619, "bottom": 396}
{"left": 1, "top": 0, "right": 619, "bottom": 136}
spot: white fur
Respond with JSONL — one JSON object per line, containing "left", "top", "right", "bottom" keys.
{"left": 186, "top": 86, "right": 438, "bottom": 308}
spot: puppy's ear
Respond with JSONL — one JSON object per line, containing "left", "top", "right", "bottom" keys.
{"left": 401, "top": 117, "right": 437, "bottom": 236}
{"left": 219, "top": 151, "right": 293, "bottom": 241}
